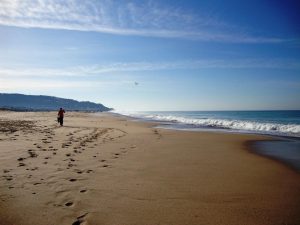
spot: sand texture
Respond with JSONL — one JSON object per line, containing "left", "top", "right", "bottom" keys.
{"left": 0, "top": 111, "right": 299, "bottom": 225}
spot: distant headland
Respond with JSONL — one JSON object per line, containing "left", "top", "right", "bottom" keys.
{"left": 0, "top": 93, "right": 112, "bottom": 112}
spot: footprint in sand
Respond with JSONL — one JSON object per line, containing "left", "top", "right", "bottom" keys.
{"left": 67, "top": 163, "right": 76, "bottom": 168}
{"left": 30, "top": 167, "right": 38, "bottom": 171}
{"left": 28, "top": 150, "right": 38, "bottom": 158}
{"left": 69, "top": 178, "right": 77, "bottom": 182}
{"left": 72, "top": 213, "right": 88, "bottom": 225}
{"left": 4, "top": 176, "right": 13, "bottom": 181}
{"left": 65, "top": 201, "right": 73, "bottom": 207}
{"left": 80, "top": 189, "right": 87, "bottom": 193}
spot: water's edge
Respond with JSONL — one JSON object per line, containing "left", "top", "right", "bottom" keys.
{"left": 109, "top": 112, "right": 300, "bottom": 173}
{"left": 112, "top": 110, "right": 300, "bottom": 138}
{"left": 249, "top": 139, "right": 300, "bottom": 173}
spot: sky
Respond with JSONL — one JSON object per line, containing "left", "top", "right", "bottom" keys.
{"left": 0, "top": 0, "right": 300, "bottom": 111}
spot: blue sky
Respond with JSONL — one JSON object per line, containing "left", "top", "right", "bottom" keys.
{"left": 0, "top": 0, "right": 299, "bottom": 110}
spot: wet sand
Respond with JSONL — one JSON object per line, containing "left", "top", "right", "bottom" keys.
{"left": 0, "top": 111, "right": 299, "bottom": 225}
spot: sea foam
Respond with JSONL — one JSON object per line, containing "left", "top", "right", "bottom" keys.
{"left": 113, "top": 111, "right": 300, "bottom": 137}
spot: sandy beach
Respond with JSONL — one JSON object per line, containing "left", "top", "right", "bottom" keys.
{"left": 0, "top": 111, "right": 299, "bottom": 225}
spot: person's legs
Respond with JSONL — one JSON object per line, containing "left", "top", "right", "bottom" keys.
{"left": 60, "top": 117, "right": 63, "bottom": 126}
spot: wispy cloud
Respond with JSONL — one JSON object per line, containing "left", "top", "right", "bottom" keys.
{"left": 0, "top": 0, "right": 283, "bottom": 43}
{"left": 0, "top": 77, "right": 131, "bottom": 91}
{"left": 1, "top": 59, "right": 299, "bottom": 78}
{"left": 0, "top": 78, "right": 82, "bottom": 90}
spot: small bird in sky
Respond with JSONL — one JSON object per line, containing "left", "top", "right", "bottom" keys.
{"left": 134, "top": 82, "right": 139, "bottom": 86}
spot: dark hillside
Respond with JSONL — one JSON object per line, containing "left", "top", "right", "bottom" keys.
{"left": 0, "top": 93, "right": 111, "bottom": 111}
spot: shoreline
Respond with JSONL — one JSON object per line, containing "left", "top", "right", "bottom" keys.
{"left": 249, "top": 139, "right": 300, "bottom": 173}
{"left": 0, "top": 111, "right": 299, "bottom": 225}
{"left": 112, "top": 112, "right": 300, "bottom": 173}
{"left": 111, "top": 110, "right": 300, "bottom": 138}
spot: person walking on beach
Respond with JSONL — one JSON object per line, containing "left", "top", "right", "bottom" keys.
{"left": 58, "top": 108, "right": 65, "bottom": 126}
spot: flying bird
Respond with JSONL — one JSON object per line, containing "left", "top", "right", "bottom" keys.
{"left": 134, "top": 82, "right": 139, "bottom": 86}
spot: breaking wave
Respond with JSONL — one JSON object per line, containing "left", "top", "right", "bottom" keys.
{"left": 114, "top": 111, "right": 300, "bottom": 137}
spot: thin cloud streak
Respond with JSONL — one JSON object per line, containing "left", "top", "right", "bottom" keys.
{"left": 1, "top": 59, "right": 299, "bottom": 78}
{"left": 0, "top": 78, "right": 130, "bottom": 91}
{"left": 0, "top": 0, "right": 284, "bottom": 43}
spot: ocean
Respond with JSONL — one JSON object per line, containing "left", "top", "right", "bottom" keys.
{"left": 114, "top": 110, "right": 300, "bottom": 138}
{"left": 113, "top": 110, "right": 300, "bottom": 171}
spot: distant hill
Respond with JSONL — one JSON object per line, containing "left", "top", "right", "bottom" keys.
{"left": 0, "top": 93, "right": 112, "bottom": 112}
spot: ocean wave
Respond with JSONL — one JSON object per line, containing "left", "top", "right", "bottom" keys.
{"left": 114, "top": 111, "right": 300, "bottom": 137}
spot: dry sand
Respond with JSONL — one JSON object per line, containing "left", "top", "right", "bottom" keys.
{"left": 0, "top": 111, "right": 299, "bottom": 225}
